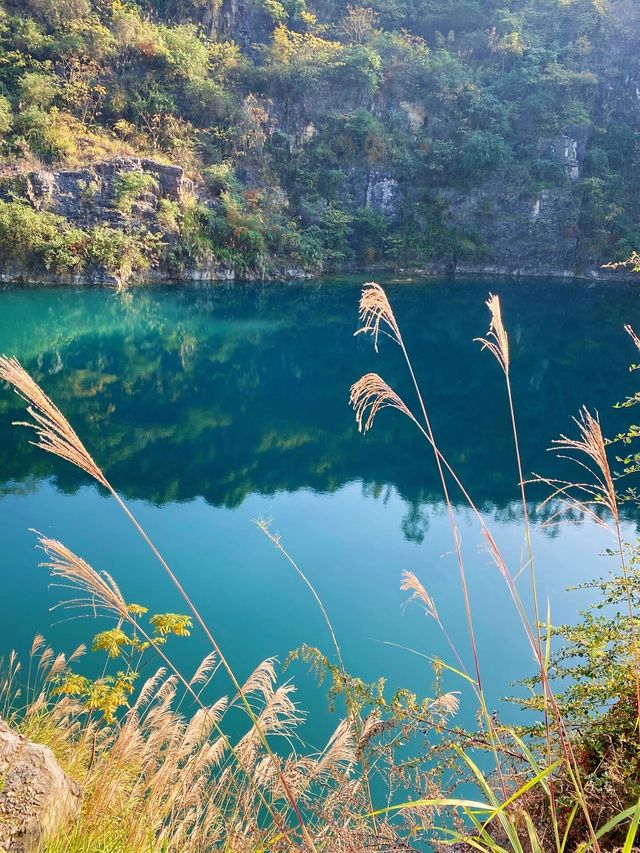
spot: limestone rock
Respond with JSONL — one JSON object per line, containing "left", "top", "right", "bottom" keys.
{"left": 21, "top": 157, "right": 192, "bottom": 230}
{"left": 366, "top": 173, "right": 401, "bottom": 217}
{"left": 0, "top": 721, "right": 82, "bottom": 853}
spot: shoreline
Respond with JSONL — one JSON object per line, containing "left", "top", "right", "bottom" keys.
{"left": 0, "top": 261, "right": 638, "bottom": 289}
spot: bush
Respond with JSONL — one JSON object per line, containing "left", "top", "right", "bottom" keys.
{"left": 158, "top": 23, "right": 210, "bottom": 82}
{"left": 23, "top": 0, "right": 90, "bottom": 28}
{"left": 14, "top": 107, "right": 77, "bottom": 160}
{"left": 339, "top": 45, "right": 383, "bottom": 95}
{"left": 113, "top": 171, "right": 159, "bottom": 215}
{"left": 87, "top": 226, "right": 161, "bottom": 283}
{"left": 18, "top": 71, "right": 57, "bottom": 109}
{"left": 459, "top": 130, "right": 512, "bottom": 179}
{"left": 0, "top": 95, "right": 13, "bottom": 138}
{"left": 0, "top": 200, "right": 88, "bottom": 273}
{"left": 156, "top": 198, "right": 181, "bottom": 234}
{"left": 0, "top": 200, "right": 164, "bottom": 283}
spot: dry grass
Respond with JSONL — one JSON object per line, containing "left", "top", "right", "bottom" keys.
{"left": 354, "top": 281, "right": 402, "bottom": 352}
{"left": 475, "top": 293, "right": 509, "bottom": 375}
{"left": 348, "top": 282, "right": 640, "bottom": 851}
{"left": 2, "top": 634, "right": 378, "bottom": 852}
{"left": 349, "top": 373, "right": 416, "bottom": 434}
{"left": 0, "top": 355, "right": 320, "bottom": 849}
{"left": 542, "top": 404, "right": 640, "bottom": 724}
{"left": 2, "top": 530, "right": 407, "bottom": 853}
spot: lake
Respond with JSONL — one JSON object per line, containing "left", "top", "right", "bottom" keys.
{"left": 0, "top": 276, "right": 639, "bottom": 750}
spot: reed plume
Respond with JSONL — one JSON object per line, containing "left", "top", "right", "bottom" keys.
{"left": 475, "top": 293, "right": 509, "bottom": 375}
{"left": 349, "top": 373, "right": 415, "bottom": 433}
{"left": 550, "top": 405, "right": 640, "bottom": 728}
{"left": 476, "top": 291, "right": 554, "bottom": 823}
{"left": 39, "top": 536, "right": 129, "bottom": 621}
{"left": 354, "top": 282, "right": 401, "bottom": 352}
{"left": 189, "top": 651, "right": 218, "bottom": 687}
{"left": 551, "top": 407, "right": 617, "bottom": 516}
{"left": 0, "top": 355, "right": 314, "bottom": 848}
{"left": 400, "top": 570, "right": 438, "bottom": 621}
{"left": 0, "top": 356, "right": 108, "bottom": 487}
{"left": 429, "top": 691, "right": 459, "bottom": 717}
{"left": 352, "top": 284, "right": 485, "bottom": 708}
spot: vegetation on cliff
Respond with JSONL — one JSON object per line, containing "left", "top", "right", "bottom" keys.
{"left": 0, "top": 0, "right": 638, "bottom": 280}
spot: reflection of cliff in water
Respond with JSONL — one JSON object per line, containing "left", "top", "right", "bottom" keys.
{"left": 1, "top": 279, "right": 640, "bottom": 534}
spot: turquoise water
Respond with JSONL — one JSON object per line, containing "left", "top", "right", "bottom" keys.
{"left": 0, "top": 277, "right": 639, "bottom": 748}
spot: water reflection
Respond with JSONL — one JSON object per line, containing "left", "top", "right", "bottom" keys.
{"left": 0, "top": 278, "right": 639, "bottom": 536}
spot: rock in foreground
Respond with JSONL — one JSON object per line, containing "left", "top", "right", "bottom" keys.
{"left": 0, "top": 721, "right": 81, "bottom": 853}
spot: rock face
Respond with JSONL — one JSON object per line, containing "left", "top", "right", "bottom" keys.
{"left": 437, "top": 127, "right": 592, "bottom": 277}
{"left": 23, "top": 157, "right": 192, "bottom": 231}
{"left": 202, "top": 0, "right": 274, "bottom": 48}
{"left": 441, "top": 181, "right": 581, "bottom": 278}
{"left": 0, "top": 721, "right": 82, "bottom": 853}
{"left": 366, "top": 173, "right": 401, "bottom": 217}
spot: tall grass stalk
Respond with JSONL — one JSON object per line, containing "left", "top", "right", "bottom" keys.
{"left": 540, "top": 400, "right": 640, "bottom": 725}
{"left": 351, "top": 283, "right": 604, "bottom": 851}
{"left": 256, "top": 517, "right": 379, "bottom": 831}
{"left": 0, "top": 356, "right": 315, "bottom": 851}
{"left": 476, "top": 293, "right": 558, "bottom": 844}
{"left": 356, "top": 284, "right": 485, "bottom": 701}
{"left": 352, "top": 285, "right": 513, "bottom": 805}
{"left": 37, "top": 534, "right": 298, "bottom": 846}
{"left": 354, "top": 286, "right": 526, "bottom": 799}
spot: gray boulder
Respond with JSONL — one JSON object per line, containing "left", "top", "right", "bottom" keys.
{"left": 0, "top": 721, "right": 82, "bottom": 852}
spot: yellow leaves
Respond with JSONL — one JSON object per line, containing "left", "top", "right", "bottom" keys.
{"left": 86, "top": 672, "right": 137, "bottom": 723}
{"left": 150, "top": 612, "right": 193, "bottom": 638}
{"left": 113, "top": 118, "right": 136, "bottom": 139}
{"left": 90, "top": 609, "right": 190, "bottom": 662}
{"left": 271, "top": 25, "right": 344, "bottom": 68}
{"left": 42, "top": 593, "right": 192, "bottom": 726}
{"left": 92, "top": 627, "right": 130, "bottom": 658}
{"left": 208, "top": 40, "right": 243, "bottom": 81}
{"left": 54, "top": 670, "right": 137, "bottom": 722}
{"left": 53, "top": 672, "right": 90, "bottom": 696}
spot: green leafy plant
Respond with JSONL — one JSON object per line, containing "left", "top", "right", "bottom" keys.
{"left": 113, "top": 171, "right": 159, "bottom": 216}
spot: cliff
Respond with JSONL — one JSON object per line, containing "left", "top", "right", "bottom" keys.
{"left": 0, "top": 0, "right": 638, "bottom": 283}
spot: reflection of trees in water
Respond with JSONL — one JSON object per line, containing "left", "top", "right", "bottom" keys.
{"left": 1, "top": 279, "right": 640, "bottom": 529}
{"left": 395, "top": 492, "right": 640, "bottom": 545}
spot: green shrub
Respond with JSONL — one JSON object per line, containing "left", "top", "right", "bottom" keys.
{"left": 23, "top": 0, "right": 90, "bottom": 28}
{"left": 113, "top": 171, "right": 159, "bottom": 216}
{"left": 87, "top": 226, "right": 161, "bottom": 283}
{"left": 0, "top": 201, "right": 164, "bottom": 282}
{"left": 0, "top": 200, "right": 87, "bottom": 273}
{"left": 261, "top": 0, "right": 288, "bottom": 24}
{"left": 156, "top": 198, "right": 181, "bottom": 234}
{"left": 202, "top": 162, "right": 238, "bottom": 197}
{"left": 18, "top": 71, "right": 57, "bottom": 109}
{"left": 0, "top": 95, "right": 12, "bottom": 138}
{"left": 459, "top": 130, "right": 512, "bottom": 179}
{"left": 14, "top": 106, "right": 76, "bottom": 160}
{"left": 158, "top": 23, "right": 210, "bottom": 83}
